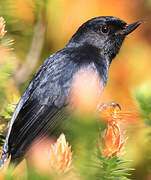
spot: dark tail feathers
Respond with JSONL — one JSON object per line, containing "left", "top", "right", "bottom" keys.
{"left": 0, "top": 151, "right": 9, "bottom": 170}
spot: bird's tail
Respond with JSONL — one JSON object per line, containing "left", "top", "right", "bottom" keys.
{"left": 0, "top": 151, "right": 9, "bottom": 170}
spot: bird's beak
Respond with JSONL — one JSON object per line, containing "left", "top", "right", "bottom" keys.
{"left": 115, "top": 20, "right": 144, "bottom": 36}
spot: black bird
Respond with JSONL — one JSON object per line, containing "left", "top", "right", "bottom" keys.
{"left": 0, "top": 16, "right": 143, "bottom": 169}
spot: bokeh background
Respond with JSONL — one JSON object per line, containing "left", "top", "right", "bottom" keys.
{"left": 0, "top": 0, "right": 151, "bottom": 179}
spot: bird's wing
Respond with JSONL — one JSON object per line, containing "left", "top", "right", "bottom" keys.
{"left": 2, "top": 78, "right": 33, "bottom": 156}
{"left": 2, "top": 48, "right": 77, "bottom": 158}
{"left": 9, "top": 96, "right": 67, "bottom": 159}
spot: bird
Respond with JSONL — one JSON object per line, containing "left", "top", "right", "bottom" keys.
{"left": 0, "top": 16, "right": 143, "bottom": 170}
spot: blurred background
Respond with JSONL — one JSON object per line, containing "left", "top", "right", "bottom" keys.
{"left": 0, "top": 0, "right": 151, "bottom": 179}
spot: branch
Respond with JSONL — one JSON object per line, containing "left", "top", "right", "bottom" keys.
{"left": 14, "top": 19, "right": 46, "bottom": 86}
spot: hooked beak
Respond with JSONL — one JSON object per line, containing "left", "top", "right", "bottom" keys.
{"left": 115, "top": 20, "right": 144, "bottom": 36}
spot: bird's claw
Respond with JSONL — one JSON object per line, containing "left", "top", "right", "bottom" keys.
{"left": 98, "top": 102, "right": 121, "bottom": 112}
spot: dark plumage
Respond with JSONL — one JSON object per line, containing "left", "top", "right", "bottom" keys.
{"left": 0, "top": 16, "right": 143, "bottom": 169}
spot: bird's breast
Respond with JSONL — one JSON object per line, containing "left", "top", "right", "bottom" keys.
{"left": 68, "top": 63, "right": 104, "bottom": 113}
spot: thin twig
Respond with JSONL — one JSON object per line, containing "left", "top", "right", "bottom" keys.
{"left": 14, "top": 19, "right": 46, "bottom": 86}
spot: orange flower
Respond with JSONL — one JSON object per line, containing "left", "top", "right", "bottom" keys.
{"left": 100, "top": 104, "right": 127, "bottom": 157}
{"left": 26, "top": 134, "right": 72, "bottom": 173}
{"left": 100, "top": 104, "right": 137, "bottom": 125}
{"left": 49, "top": 133, "right": 72, "bottom": 172}
{"left": 0, "top": 17, "right": 7, "bottom": 38}
{"left": 101, "top": 122, "right": 127, "bottom": 157}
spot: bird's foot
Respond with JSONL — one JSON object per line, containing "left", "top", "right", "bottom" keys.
{"left": 98, "top": 102, "right": 121, "bottom": 113}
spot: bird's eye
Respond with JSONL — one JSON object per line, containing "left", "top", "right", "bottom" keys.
{"left": 101, "top": 25, "right": 110, "bottom": 34}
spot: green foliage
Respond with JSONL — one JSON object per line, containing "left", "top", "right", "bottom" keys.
{"left": 0, "top": 134, "right": 5, "bottom": 146}
{"left": 0, "top": 0, "right": 25, "bottom": 36}
{"left": 93, "top": 149, "right": 133, "bottom": 180}
{"left": 133, "top": 84, "right": 151, "bottom": 178}
{"left": 27, "top": 0, "right": 48, "bottom": 19}
{"left": 0, "top": 38, "right": 14, "bottom": 49}
{"left": 134, "top": 84, "right": 151, "bottom": 126}
{"left": 0, "top": 36, "right": 18, "bottom": 145}
{"left": 0, "top": 37, "right": 14, "bottom": 106}
{"left": 0, "top": 102, "right": 16, "bottom": 121}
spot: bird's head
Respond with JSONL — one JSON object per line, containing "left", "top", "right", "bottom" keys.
{"left": 70, "top": 16, "right": 143, "bottom": 61}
